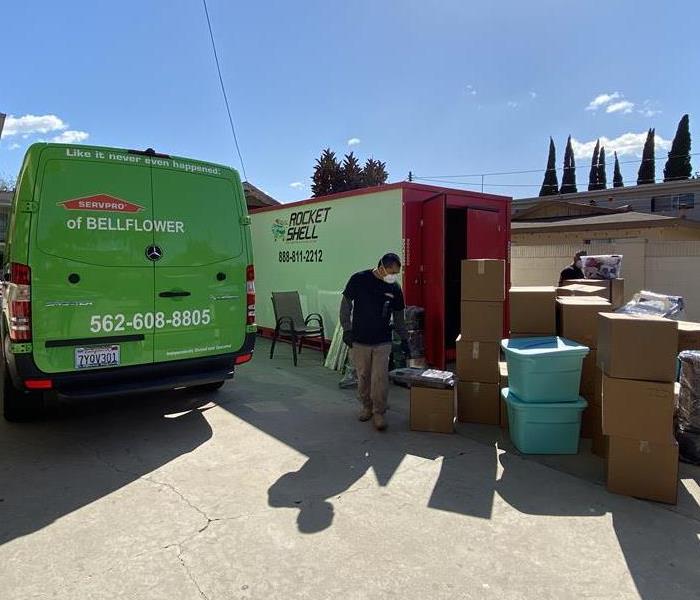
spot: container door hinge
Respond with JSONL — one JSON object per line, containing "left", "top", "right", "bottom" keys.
{"left": 240, "top": 215, "right": 252, "bottom": 226}
{"left": 21, "top": 201, "right": 38, "bottom": 213}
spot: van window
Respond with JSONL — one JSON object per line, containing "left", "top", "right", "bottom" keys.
{"left": 36, "top": 159, "right": 154, "bottom": 266}
{"left": 151, "top": 167, "right": 243, "bottom": 266}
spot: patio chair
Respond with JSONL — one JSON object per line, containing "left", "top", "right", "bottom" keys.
{"left": 270, "top": 292, "right": 326, "bottom": 366}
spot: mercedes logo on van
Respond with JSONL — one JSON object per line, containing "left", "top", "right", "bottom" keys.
{"left": 146, "top": 245, "right": 163, "bottom": 261}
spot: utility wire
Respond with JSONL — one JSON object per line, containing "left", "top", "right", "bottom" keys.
{"left": 414, "top": 151, "right": 700, "bottom": 180}
{"left": 202, "top": 0, "right": 248, "bottom": 181}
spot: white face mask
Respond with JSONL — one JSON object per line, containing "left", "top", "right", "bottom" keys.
{"left": 378, "top": 263, "right": 398, "bottom": 284}
{"left": 575, "top": 260, "right": 583, "bottom": 269}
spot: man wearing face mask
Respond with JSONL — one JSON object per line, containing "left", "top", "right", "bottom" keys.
{"left": 559, "top": 250, "right": 587, "bottom": 286}
{"left": 340, "top": 253, "right": 409, "bottom": 431}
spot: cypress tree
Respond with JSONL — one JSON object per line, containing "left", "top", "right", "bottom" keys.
{"left": 311, "top": 148, "right": 343, "bottom": 197}
{"left": 560, "top": 135, "right": 578, "bottom": 194}
{"left": 637, "top": 128, "right": 656, "bottom": 185}
{"left": 663, "top": 114, "right": 692, "bottom": 181}
{"left": 538, "top": 137, "right": 559, "bottom": 196}
{"left": 597, "top": 146, "right": 607, "bottom": 190}
{"left": 588, "top": 140, "right": 600, "bottom": 191}
{"left": 613, "top": 152, "right": 624, "bottom": 188}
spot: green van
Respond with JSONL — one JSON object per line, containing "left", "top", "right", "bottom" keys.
{"left": 2, "top": 144, "right": 256, "bottom": 421}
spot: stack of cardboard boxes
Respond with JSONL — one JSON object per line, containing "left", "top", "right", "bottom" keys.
{"left": 457, "top": 259, "right": 505, "bottom": 425}
{"left": 597, "top": 313, "right": 680, "bottom": 504}
{"left": 556, "top": 296, "right": 613, "bottom": 443}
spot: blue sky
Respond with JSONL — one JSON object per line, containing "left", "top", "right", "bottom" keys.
{"left": 1, "top": 0, "right": 698, "bottom": 202}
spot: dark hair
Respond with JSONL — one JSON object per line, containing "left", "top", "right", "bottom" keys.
{"left": 378, "top": 253, "right": 402, "bottom": 269}
{"left": 575, "top": 250, "right": 588, "bottom": 259}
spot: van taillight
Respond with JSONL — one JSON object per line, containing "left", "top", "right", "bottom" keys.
{"left": 246, "top": 264, "right": 255, "bottom": 325}
{"left": 7, "top": 263, "right": 32, "bottom": 342}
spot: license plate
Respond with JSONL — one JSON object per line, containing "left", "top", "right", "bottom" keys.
{"left": 75, "top": 345, "right": 120, "bottom": 370}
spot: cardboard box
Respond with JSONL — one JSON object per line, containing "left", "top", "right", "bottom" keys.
{"left": 593, "top": 367, "right": 603, "bottom": 406}
{"left": 592, "top": 432, "right": 608, "bottom": 458}
{"left": 581, "top": 404, "right": 602, "bottom": 439}
{"left": 556, "top": 284, "right": 608, "bottom": 298}
{"left": 563, "top": 278, "right": 625, "bottom": 309}
{"left": 509, "top": 286, "right": 556, "bottom": 335}
{"left": 601, "top": 375, "right": 675, "bottom": 443}
{"left": 461, "top": 259, "right": 505, "bottom": 302}
{"left": 606, "top": 436, "right": 679, "bottom": 504}
{"left": 597, "top": 313, "right": 679, "bottom": 383}
{"left": 557, "top": 296, "right": 613, "bottom": 348}
{"left": 461, "top": 301, "right": 504, "bottom": 342}
{"left": 499, "top": 395, "right": 509, "bottom": 429}
{"left": 455, "top": 336, "right": 500, "bottom": 383}
{"left": 498, "top": 361, "right": 508, "bottom": 386}
{"left": 410, "top": 386, "right": 455, "bottom": 434}
{"left": 457, "top": 382, "right": 500, "bottom": 425}
{"left": 678, "top": 320, "right": 700, "bottom": 353}
{"left": 580, "top": 350, "right": 598, "bottom": 400}
{"left": 499, "top": 361, "right": 509, "bottom": 430}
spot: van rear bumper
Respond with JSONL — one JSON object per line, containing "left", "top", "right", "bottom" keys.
{"left": 5, "top": 333, "right": 255, "bottom": 400}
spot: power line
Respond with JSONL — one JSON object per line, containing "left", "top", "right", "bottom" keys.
{"left": 415, "top": 176, "right": 696, "bottom": 189}
{"left": 414, "top": 151, "right": 700, "bottom": 180}
{"left": 202, "top": 0, "right": 248, "bottom": 181}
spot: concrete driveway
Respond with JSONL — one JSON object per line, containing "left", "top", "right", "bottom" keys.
{"left": 1, "top": 338, "right": 699, "bottom": 599}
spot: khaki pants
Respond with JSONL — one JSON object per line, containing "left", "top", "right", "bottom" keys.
{"left": 352, "top": 343, "right": 392, "bottom": 415}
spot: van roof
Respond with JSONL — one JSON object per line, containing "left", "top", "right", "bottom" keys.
{"left": 24, "top": 143, "right": 239, "bottom": 178}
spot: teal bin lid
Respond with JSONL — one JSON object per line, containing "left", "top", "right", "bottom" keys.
{"left": 501, "top": 387, "right": 588, "bottom": 409}
{"left": 500, "top": 336, "right": 590, "bottom": 358}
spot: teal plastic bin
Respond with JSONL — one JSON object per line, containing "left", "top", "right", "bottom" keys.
{"left": 501, "top": 336, "right": 589, "bottom": 402}
{"left": 503, "top": 389, "right": 587, "bottom": 454}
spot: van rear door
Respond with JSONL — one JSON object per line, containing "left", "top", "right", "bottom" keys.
{"left": 150, "top": 162, "right": 247, "bottom": 363}
{"left": 30, "top": 147, "right": 155, "bottom": 373}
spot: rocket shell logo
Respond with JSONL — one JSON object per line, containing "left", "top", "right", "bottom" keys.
{"left": 59, "top": 194, "right": 144, "bottom": 213}
{"left": 272, "top": 218, "right": 288, "bottom": 241}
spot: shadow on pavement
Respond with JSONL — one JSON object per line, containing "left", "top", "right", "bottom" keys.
{"left": 0, "top": 391, "right": 213, "bottom": 547}
{"left": 231, "top": 340, "right": 700, "bottom": 599}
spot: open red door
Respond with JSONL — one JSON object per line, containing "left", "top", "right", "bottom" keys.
{"left": 421, "top": 195, "right": 446, "bottom": 369}
{"left": 466, "top": 208, "right": 506, "bottom": 259}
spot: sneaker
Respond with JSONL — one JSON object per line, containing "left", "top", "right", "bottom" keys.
{"left": 358, "top": 407, "right": 372, "bottom": 422}
{"left": 373, "top": 413, "right": 387, "bottom": 431}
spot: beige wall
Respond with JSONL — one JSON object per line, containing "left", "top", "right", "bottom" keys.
{"left": 511, "top": 238, "right": 700, "bottom": 321}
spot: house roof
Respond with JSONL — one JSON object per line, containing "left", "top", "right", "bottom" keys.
{"left": 512, "top": 200, "right": 626, "bottom": 221}
{"left": 242, "top": 182, "right": 279, "bottom": 209}
{"left": 512, "top": 210, "right": 700, "bottom": 233}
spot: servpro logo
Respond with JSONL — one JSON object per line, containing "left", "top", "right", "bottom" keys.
{"left": 272, "top": 207, "right": 332, "bottom": 242}
{"left": 59, "top": 194, "right": 144, "bottom": 213}
{"left": 60, "top": 193, "right": 185, "bottom": 234}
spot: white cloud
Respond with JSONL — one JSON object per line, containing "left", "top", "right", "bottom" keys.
{"left": 638, "top": 100, "right": 662, "bottom": 117}
{"left": 289, "top": 181, "right": 305, "bottom": 189}
{"left": 571, "top": 131, "right": 672, "bottom": 160}
{"left": 529, "top": 91, "right": 537, "bottom": 99}
{"left": 8, "top": 143, "right": 21, "bottom": 150}
{"left": 51, "top": 130, "right": 89, "bottom": 144}
{"left": 585, "top": 92, "right": 621, "bottom": 111}
{"left": 507, "top": 101, "right": 519, "bottom": 109}
{"left": 3, "top": 114, "right": 67, "bottom": 137}
{"left": 466, "top": 85, "right": 477, "bottom": 96}
{"left": 347, "top": 137, "right": 361, "bottom": 146}
{"left": 606, "top": 100, "right": 634, "bottom": 114}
